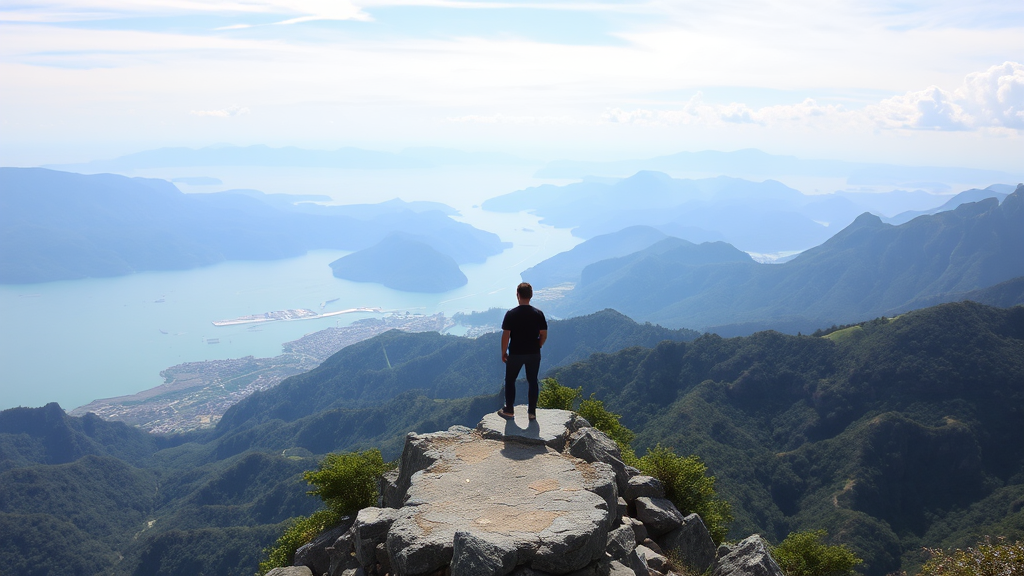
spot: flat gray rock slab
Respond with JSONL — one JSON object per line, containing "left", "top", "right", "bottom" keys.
{"left": 385, "top": 427, "right": 614, "bottom": 576}
{"left": 477, "top": 406, "right": 586, "bottom": 450}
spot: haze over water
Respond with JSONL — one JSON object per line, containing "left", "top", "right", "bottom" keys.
{"left": 0, "top": 204, "right": 578, "bottom": 412}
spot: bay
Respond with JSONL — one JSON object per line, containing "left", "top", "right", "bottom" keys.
{"left": 0, "top": 209, "right": 578, "bottom": 411}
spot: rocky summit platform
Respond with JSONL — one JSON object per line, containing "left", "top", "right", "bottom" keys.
{"left": 376, "top": 406, "right": 614, "bottom": 575}
{"left": 288, "top": 407, "right": 781, "bottom": 576}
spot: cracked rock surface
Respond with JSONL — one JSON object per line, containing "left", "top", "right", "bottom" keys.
{"left": 383, "top": 407, "right": 614, "bottom": 575}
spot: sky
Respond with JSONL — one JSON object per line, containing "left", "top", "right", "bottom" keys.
{"left": 1, "top": 0, "right": 1023, "bottom": 169}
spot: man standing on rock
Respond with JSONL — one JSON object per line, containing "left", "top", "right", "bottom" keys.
{"left": 500, "top": 282, "right": 548, "bottom": 421}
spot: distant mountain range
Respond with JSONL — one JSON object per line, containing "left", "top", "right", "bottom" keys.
{"left": 521, "top": 225, "right": 670, "bottom": 288}
{"left": 44, "top": 145, "right": 530, "bottom": 173}
{"left": 883, "top": 184, "right": 1013, "bottom": 224}
{"left": 541, "top": 184, "right": 1024, "bottom": 333}
{"left": 0, "top": 168, "right": 508, "bottom": 284}
{"left": 483, "top": 171, "right": 1009, "bottom": 254}
{"left": 534, "top": 148, "right": 1021, "bottom": 188}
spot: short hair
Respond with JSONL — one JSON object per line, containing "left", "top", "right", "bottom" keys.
{"left": 517, "top": 282, "right": 533, "bottom": 300}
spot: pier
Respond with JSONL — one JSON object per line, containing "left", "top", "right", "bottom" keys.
{"left": 212, "top": 307, "right": 381, "bottom": 327}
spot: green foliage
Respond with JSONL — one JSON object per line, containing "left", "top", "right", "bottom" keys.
{"left": 578, "top": 394, "right": 636, "bottom": 456}
{"left": 304, "top": 449, "right": 395, "bottom": 516}
{"left": 771, "top": 529, "right": 862, "bottom": 576}
{"left": 635, "top": 445, "right": 733, "bottom": 545}
{"left": 917, "top": 538, "right": 1024, "bottom": 576}
{"left": 537, "top": 377, "right": 582, "bottom": 411}
{"left": 257, "top": 509, "right": 341, "bottom": 576}
{"left": 258, "top": 449, "right": 395, "bottom": 575}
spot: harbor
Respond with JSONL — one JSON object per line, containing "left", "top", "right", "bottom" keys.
{"left": 212, "top": 307, "right": 381, "bottom": 327}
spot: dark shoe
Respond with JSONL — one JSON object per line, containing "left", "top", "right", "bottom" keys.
{"left": 498, "top": 409, "right": 515, "bottom": 419}
{"left": 528, "top": 412, "right": 537, "bottom": 421}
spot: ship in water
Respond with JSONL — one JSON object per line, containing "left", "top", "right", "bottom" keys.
{"left": 212, "top": 307, "right": 381, "bottom": 327}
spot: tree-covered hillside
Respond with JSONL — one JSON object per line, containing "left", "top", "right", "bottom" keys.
{"left": 0, "top": 310, "right": 697, "bottom": 575}
{"left": 548, "top": 301, "right": 1024, "bottom": 575}
{"left": 1, "top": 302, "right": 1020, "bottom": 575}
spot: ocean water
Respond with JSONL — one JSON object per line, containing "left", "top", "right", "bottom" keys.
{"left": 0, "top": 209, "right": 578, "bottom": 411}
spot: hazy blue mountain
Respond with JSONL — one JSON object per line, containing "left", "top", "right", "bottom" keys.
{"left": 483, "top": 171, "right": 838, "bottom": 252}
{"left": 46, "top": 144, "right": 529, "bottom": 173}
{"left": 884, "top": 184, "right": 1011, "bottom": 224}
{"left": 0, "top": 168, "right": 507, "bottom": 283}
{"left": 521, "top": 225, "right": 669, "bottom": 288}
{"left": 534, "top": 148, "right": 1018, "bottom": 187}
{"left": 329, "top": 234, "right": 468, "bottom": 293}
{"left": 548, "top": 185, "right": 1024, "bottom": 332}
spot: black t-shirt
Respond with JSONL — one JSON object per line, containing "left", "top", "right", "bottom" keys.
{"left": 502, "top": 305, "right": 548, "bottom": 355}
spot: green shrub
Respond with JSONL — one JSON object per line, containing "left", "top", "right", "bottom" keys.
{"left": 258, "top": 449, "right": 395, "bottom": 575}
{"left": 304, "top": 449, "right": 394, "bottom": 515}
{"left": 537, "top": 377, "right": 582, "bottom": 411}
{"left": 771, "top": 529, "right": 862, "bottom": 576}
{"left": 917, "top": 538, "right": 1024, "bottom": 576}
{"left": 258, "top": 509, "right": 340, "bottom": 575}
{"left": 635, "top": 445, "right": 733, "bottom": 544}
{"left": 578, "top": 394, "right": 635, "bottom": 453}
{"left": 539, "top": 379, "right": 733, "bottom": 546}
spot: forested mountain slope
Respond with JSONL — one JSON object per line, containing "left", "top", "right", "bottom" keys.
{"left": 213, "top": 309, "right": 698, "bottom": 435}
{"left": 1, "top": 302, "right": 1020, "bottom": 575}
{"left": 548, "top": 301, "right": 1024, "bottom": 575}
{"left": 0, "top": 310, "right": 696, "bottom": 575}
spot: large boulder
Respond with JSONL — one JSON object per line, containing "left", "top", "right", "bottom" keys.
{"left": 384, "top": 426, "right": 474, "bottom": 508}
{"left": 353, "top": 507, "right": 402, "bottom": 567}
{"left": 450, "top": 531, "right": 519, "bottom": 576}
{"left": 712, "top": 535, "right": 785, "bottom": 576}
{"left": 294, "top": 516, "right": 355, "bottom": 575}
{"left": 477, "top": 406, "right": 590, "bottom": 451}
{"left": 657, "top": 513, "right": 717, "bottom": 574}
{"left": 566, "top": 427, "right": 633, "bottom": 493}
{"left": 604, "top": 524, "right": 636, "bottom": 560}
{"left": 634, "top": 544, "right": 668, "bottom": 574}
{"left": 634, "top": 497, "right": 685, "bottom": 537}
{"left": 623, "top": 476, "right": 664, "bottom": 502}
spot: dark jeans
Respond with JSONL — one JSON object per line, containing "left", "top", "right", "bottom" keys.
{"left": 504, "top": 353, "right": 541, "bottom": 414}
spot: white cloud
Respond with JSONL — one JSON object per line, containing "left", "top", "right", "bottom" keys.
{"left": 959, "top": 61, "right": 1024, "bottom": 129}
{"left": 866, "top": 61, "right": 1024, "bottom": 130}
{"left": 867, "top": 86, "right": 970, "bottom": 130}
{"left": 190, "top": 105, "right": 250, "bottom": 117}
{"left": 605, "top": 63, "right": 1024, "bottom": 133}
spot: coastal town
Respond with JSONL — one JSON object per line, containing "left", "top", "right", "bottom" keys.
{"left": 69, "top": 312, "right": 458, "bottom": 433}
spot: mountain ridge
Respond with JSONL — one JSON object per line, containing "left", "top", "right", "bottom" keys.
{"left": 546, "top": 184, "right": 1024, "bottom": 332}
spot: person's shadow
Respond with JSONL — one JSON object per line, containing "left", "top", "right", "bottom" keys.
{"left": 499, "top": 416, "right": 544, "bottom": 460}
